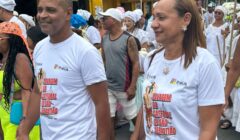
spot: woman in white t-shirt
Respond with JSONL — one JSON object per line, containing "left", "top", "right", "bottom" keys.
{"left": 205, "top": 6, "right": 229, "bottom": 67}
{"left": 131, "top": 0, "right": 225, "bottom": 140}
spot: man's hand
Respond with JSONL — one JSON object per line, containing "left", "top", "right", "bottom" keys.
{"left": 127, "top": 86, "right": 136, "bottom": 100}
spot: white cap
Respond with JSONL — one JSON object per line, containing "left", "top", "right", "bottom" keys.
{"left": 77, "top": 9, "right": 91, "bottom": 21}
{"left": 99, "top": 8, "right": 122, "bottom": 22}
{"left": 19, "top": 14, "right": 36, "bottom": 27}
{"left": 208, "top": 2, "right": 215, "bottom": 7}
{"left": 215, "top": 6, "right": 228, "bottom": 16}
{"left": 0, "top": 0, "right": 16, "bottom": 11}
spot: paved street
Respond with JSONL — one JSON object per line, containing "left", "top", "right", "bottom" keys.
{"left": 116, "top": 123, "right": 240, "bottom": 140}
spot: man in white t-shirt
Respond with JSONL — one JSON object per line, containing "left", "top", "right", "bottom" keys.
{"left": 17, "top": 0, "right": 111, "bottom": 140}
{"left": 0, "top": 0, "right": 27, "bottom": 37}
{"left": 204, "top": 2, "right": 215, "bottom": 28}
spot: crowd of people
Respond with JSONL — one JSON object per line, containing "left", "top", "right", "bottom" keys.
{"left": 0, "top": 0, "right": 240, "bottom": 140}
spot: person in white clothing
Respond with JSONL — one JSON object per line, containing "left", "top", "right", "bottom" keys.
{"left": 133, "top": 9, "right": 145, "bottom": 30}
{"left": 16, "top": 0, "right": 111, "bottom": 140}
{"left": 19, "top": 14, "right": 36, "bottom": 30}
{"left": 225, "top": 28, "right": 240, "bottom": 130}
{"left": 124, "top": 11, "right": 149, "bottom": 49}
{"left": 0, "top": 0, "right": 27, "bottom": 38}
{"left": 131, "top": 0, "right": 224, "bottom": 140}
{"left": 204, "top": 2, "right": 215, "bottom": 28}
{"left": 77, "top": 9, "right": 101, "bottom": 49}
{"left": 205, "top": 6, "right": 229, "bottom": 67}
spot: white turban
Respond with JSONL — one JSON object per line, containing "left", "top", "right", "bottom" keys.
{"left": 215, "top": 6, "right": 228, "bottom": 16}
{"left": 116, "top": 7, "right": 125, "bottom": 14}
{"left": 237, "top": 12, "right": 240, "bottom": 18}
{"left": 19, "top": 14, "right": 35, "bottom": 27}
{"left": 133, "top": 9, "right": 143, "bottom": 21}
{"left": 77, "top": 9, "right": 91, "bottom": 21}
{"left": 124, "top": 11, "right": 138, "bottom": 23}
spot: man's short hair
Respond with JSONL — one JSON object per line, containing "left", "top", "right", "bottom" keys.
{"left": 59, "top": 0, "right": 73, "bottom": 10}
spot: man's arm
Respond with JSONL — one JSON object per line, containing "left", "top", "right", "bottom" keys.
{"left": 127, "top": 36, "right": 139, "bottom": 100}
{"left": 87, "top": 81, "right": 111, "bottom": 140}
{"left": 198, "top": 105, "right": 222, "bottom": 140}
{"left": 225, "top": 37, "right": 240, "bottom": 99}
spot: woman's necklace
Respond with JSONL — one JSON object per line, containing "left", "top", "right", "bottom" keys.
{"left": 162, "top": 66, "right": 170, "bottom": 75}
{"left": 162, "top": 53, "right": 170, "bottom": 75}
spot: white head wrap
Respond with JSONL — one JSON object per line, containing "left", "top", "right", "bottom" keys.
{"left": 116, "top": 7, "right": 125, "bottom": 14}
{"left": 19, "top": 14, "right": 35, "bottom": 27}
{"left": 77, "top": 9, "right": 91, "bottom": 21}
{"left": 124, "top": 11, "right": 138, "bottom": 23}
{"left": 215, "top": 6, "right": 228, "bottom": 16}
{"left": 237, "top": 12, "right": 240, "bottom": 18}
{"left": 133, "top": 9, "right": 143, "bottom": 21}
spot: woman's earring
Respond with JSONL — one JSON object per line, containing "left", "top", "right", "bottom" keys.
{"left": 182, "top": 26, "right": 187, "bottom": 31}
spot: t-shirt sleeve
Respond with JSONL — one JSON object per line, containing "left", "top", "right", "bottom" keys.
{"left": 80, "top": 48, "right": 106, "bottom": 86}
{"left": 198, "top": 60, "right": 225, "bottom": 106}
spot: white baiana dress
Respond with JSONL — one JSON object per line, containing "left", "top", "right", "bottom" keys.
{"left": 229, "top": 34, "right": 240, "bottom": 132}
{"left": 205, "top": 23, "right": 228, "bottom": 66}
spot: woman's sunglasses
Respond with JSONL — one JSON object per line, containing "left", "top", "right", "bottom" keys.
{"left": 214, "top": 11, "right": 222, "bottom": 15}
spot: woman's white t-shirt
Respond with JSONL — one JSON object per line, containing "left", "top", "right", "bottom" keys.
{"left": 142, "top": 47, "right": 225, "bottom": 140}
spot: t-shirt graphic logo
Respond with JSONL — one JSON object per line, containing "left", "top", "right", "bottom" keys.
{"left": 170, "top": 78, "right": 177, "bottom": 85}
{"left": 170, "top": 78, "right": 187, "bottom": 86}
{"left": 54, "top": 64, "right": 69, "bottom": 71}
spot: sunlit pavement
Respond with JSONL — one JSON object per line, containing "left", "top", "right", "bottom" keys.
{"left": 116, "top": 124, "right": 240, "bottom": 140}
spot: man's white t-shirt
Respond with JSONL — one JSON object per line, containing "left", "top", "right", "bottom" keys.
{"left": 143, "top": 47, "right": 225, "bottom": 140}
{"left": 86, "top": 26, "right": 101, "bottom": 45}
{"left": 204, "top": 12, "right": 214, "bottom": 28}
{"left": 10, "top": 16, "right": 27, "bottom": 38}
{"left": 33, "top": 33, "right": 106, "bottom": 140}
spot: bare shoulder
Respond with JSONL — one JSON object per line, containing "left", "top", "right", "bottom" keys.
{"left": 15, "top": 53, "right": 32, "bottom": 71}
{"left": 127, "top": 36, "right": 138, "bottom": 51}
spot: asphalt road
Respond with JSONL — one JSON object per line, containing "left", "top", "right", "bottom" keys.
{"left": 116, "top": 124, "right": 240, "bottom": 140}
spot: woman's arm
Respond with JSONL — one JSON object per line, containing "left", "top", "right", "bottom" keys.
{"left": 14, "top": 53, "right": 34, "bottom": 117}
{"left": 15, "top": 53, "right": 41, "bottom": 139}
{"left": 130, "top": 107, "right": 145, "bottom": 140}
{"left": 198, "top": 105, "right": 222, "bottom": 140}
